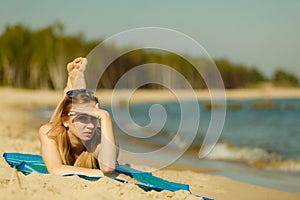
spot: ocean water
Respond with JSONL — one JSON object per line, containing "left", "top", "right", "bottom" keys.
{"left": 104, "top": 98, "right": 300, "bottom": 193}
{"left": 36, "top": 98, "right": 300, "bottom": 193}
{"left": 109, "top": 99, "right": 300, "bottom": 162}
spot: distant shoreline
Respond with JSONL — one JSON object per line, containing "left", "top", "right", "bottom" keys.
{"left": 1, "top": 86, "right": 300, "bottom": 104}
{"left": 95, "top": 87, "right": 300, "bottom": 105}
{"left": 2, "top": 86, "right": 300, "bottom": 106}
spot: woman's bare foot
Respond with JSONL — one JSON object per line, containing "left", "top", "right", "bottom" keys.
{"left": 65, "top": 57, "right": 88, "bottom": 91}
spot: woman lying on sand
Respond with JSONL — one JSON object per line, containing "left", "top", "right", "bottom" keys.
{"left": 39, "top": 57, "right": 133, "bottom": 180}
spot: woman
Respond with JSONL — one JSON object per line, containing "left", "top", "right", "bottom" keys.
{"left": 39, "top": 57, "right": 124, "bottom": 178}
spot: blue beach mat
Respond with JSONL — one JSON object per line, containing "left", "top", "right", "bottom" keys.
{"left": 3, "top": 152, "right": 212, "bottom": 200}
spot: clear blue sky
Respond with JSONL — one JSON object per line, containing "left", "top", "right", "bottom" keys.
{"left": 1, "top": 0, "right": 300, "bottom": 78}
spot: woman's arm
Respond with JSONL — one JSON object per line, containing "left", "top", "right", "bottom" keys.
{"left": 96, "top": 108, "right": 117, "bottom": 172}
{"left": 39, "top": 121, "right": 138, "bottom": 183}
{"left": 71, "top": 105, "right": 118, "bottom": 173}
{"left": 39, "top": 123, "right": 104, "bottom": 177}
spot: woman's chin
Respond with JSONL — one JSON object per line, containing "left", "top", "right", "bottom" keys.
{"left": 80, "top": 133, "right": 94, "bottom": 141}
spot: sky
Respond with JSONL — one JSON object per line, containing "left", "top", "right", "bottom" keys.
{"left": 1, "top": 0, "right": 300, "bottom": 78}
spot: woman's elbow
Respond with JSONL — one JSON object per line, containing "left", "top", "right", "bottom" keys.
{"left": 101, "top": 166, "right": 116, "bottom": 173}
{"left": 47, "top": 166, "right": 65, "bottom": 175}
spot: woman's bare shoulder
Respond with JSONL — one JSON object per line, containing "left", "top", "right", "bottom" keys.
{"left": 39, "top": 123, "right": 54, "bottom": 136}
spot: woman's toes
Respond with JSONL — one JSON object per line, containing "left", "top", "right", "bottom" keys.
{"left": 78, "top": 58, "right": 87, "bottom": 72}
{"left": 67, "top": 62, "right": 75, "bottom": 73}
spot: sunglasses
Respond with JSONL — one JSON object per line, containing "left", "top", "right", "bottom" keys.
{"left": 66, "top": 88, "right": 94, "bottom": 97}
{"left": 69, "top": 113, "right": 98, "bottom": 124}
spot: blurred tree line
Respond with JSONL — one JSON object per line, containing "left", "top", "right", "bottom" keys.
{"left": 0, "top": 23, "right": 298, "bottom": 89}
{"left": 0, "top": 22, "right": 97, "bottom": 89}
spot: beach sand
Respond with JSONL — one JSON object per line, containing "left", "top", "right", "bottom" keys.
{"left": 0, "top": 87, "right": 300, "bottom": 200}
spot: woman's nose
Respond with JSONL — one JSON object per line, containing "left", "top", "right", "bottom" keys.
{"left": 86, "top": 120, "right": 96, "bottom": 128}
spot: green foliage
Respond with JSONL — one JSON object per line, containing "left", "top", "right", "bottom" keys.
{"left": 97, "top": 49, "right": 206, "bottom": 89}
{"left": 0, "top": 23, "right": 298, "bottom": 89}
{"left": 272, "top": 69, "right": 299, "bottom": 87}
{"left": 214, "top": 59, "right": 267, "bottom": 88}
{"left": 0, "top": 23, "right": 98, "bottom": 89}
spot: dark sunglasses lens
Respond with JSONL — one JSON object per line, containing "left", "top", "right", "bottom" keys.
{"left": 74, "top": 114, "right": 97, "bottom": 123}
{"left": 66, "top": 89, "right": 94, "bottom": 97}
{"left": 75, "top": 115, "right": 88, "bottom": 123}
{"left": 66, "top": 90, "right": 76, "bottom": 97}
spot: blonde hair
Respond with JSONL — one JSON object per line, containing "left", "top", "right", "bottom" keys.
{"left": 47, "top": 91, "right": 100, "bottom": 169}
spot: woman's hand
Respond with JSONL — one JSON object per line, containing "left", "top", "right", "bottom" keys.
{"left": 71, "top": 103, "right": 110, "bottom": 121}
{"left": 116, "top": 173, "right": 142, "bottom": 184}
{"left": 72, "top": 103, "right": 117, "bottom": 172}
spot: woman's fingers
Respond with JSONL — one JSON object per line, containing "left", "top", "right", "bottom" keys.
{"left": 71, "top": 107, "right": 109, "bottom": 120}
{"left": 116, "top": 174, "right": 141, "bottom": 184}
{"left": 71, "top": 107, "right": 98, "bottom": 116}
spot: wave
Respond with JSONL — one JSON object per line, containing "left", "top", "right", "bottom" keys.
{"left": 206, "top": 142, "right": 300, "bottom": 172}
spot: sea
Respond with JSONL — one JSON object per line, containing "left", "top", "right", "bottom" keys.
{"left": 37, "top": 98, "right": 300, "bottom": 194}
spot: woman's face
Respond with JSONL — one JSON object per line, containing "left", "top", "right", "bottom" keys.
{"left": 67, "top": 102, "right": 98, "bottom": 142}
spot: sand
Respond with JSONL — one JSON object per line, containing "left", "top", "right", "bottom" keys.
{"left": 0, "top": 87, "right": 300, "bottom": 200}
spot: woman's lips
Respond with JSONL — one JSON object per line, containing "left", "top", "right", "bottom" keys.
{"left": 83, "top": 132, "right": 93, "bottom": 137}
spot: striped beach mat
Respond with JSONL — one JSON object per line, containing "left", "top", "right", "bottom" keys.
{"left": 3, "top": 152, "right": 212, "bottom": 200}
